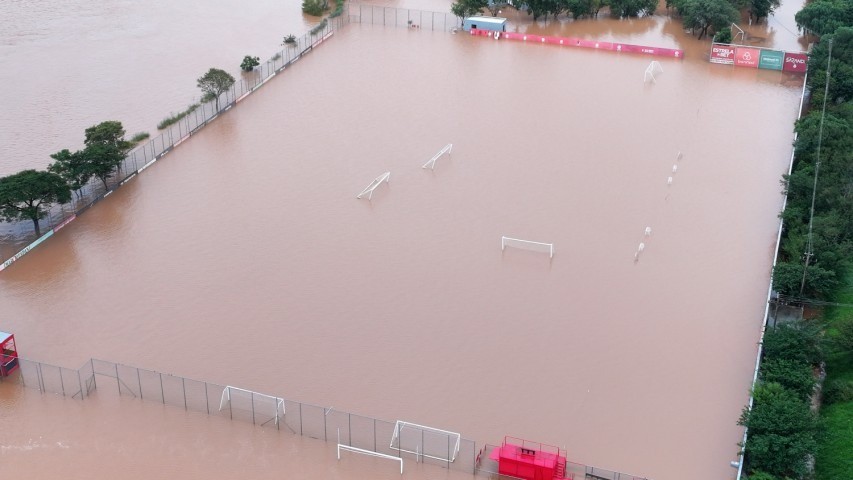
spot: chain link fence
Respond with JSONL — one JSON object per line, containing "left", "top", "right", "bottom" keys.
{"left": 348, "top": 4, "right": 460, "bottom": 31}
{"left": 0, "top": 14, "right": 347, "bottom": 267}
{"left": 9, "top": 356, "right": 476, "bottom": 474}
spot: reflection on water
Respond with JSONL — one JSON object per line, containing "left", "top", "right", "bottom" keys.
{"left": 0, "top": 2, "right": 808, "bottom": 480}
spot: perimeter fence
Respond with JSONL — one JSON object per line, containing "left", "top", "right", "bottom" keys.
{"left": 8, "top": 357, "right": 477, "bottom": 475}
{"left": 348, "top": 4, "right": 460, "bottom": 31}
{"left": 0, "top": 14, "right": 346, "bottom": 267}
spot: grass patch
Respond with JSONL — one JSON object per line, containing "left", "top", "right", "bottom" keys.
{"left": 816, "top": 401, "right": 853, "bottom": 479}
{"left": 815, "top": 265, "right": 853, "bottom": 480}
{"left": 157, "top": 103, "right": 200, "bottom": 130}
{"left": 130, "top": 132, "right": 150, "bottom": 143}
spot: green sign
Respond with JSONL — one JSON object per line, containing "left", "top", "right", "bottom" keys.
{"left": 759, "top": 49, "right": 784, "bottom": 70}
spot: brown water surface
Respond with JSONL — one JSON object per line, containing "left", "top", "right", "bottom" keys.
{"left": 1, "top": 2, "right": 808, "bottom": 480}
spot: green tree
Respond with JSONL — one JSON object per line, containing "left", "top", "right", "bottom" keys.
{"left": 0, "top": 170, "right": 71, "bottom": 237}
{"left": 748, "top": 0, "right": 781, "bottom": 24}
{"left": 197, "top": 68, "right": 236, "bottom": 112}
{"left": 607, "top": 0, "right": 658, "bottom": 17}
{"left": 451, "top": 0, "right": 488, "bottom": 21}
{"left": 713, "top": 25, "right": 733, "bottom": 43}
{"left": 795, "top": 0, "right": 853, "bottom": 36}
{"left": 82, "top": 121, "right": 133, "bottom": 190}
{"left": 673, "top": 0, "right": 739, "bottom": 40}
{"left": 762, "top": 321, "right": 824, "bottom": 366}
{"left": 759, "top": 358, "right": 816, "bottom": 401}
{"left": 240, "top": 55, "right": 260, "bottom": 72}
{"left": 48, "top": 149, "right": 92, "bottom": 199}
{"left": 302, "top": 0, "right": 328, "bottom": 16}
{"left": 738, "top": 382, "right": 819, "bottom": 478}
{"left": 566, "top": 0, "right": 604, "bottom": 18}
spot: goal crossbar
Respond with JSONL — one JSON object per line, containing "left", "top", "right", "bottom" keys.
{"left": 390, "top": 420, "right": 461, "bottom": 463}
{"left": 337, "top": 444, "right": 403, "bottom": 474}
{"left": 501, "top": 236, "right": 554, "bottom": 258}
{"left": 219, "top": 385, "right": 285, "bottom": 427}
{"left": 422, "top": 143, "right": 453, "bottom": 170}
{"left": 356, "top": 172, "right": 390, "bottom": 200}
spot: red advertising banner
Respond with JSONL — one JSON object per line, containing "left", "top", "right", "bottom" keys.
{"left": 470, "top": 29, "right": 684, "bottom": 58}
{"left": 734, "top": 47, "right": 760, "bottom": 68}
{"left": 783, "top": 52, "right": 808, "bottom": 73}
{"left": 710, "top": 44, "right": 735, "bottom": 64}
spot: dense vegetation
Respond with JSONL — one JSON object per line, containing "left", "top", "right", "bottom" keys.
{"left": 737, "top": 1, "right": 853, "bottom": 478}
{"left": 451, "top": 0, "right": 774, "bottom": 36}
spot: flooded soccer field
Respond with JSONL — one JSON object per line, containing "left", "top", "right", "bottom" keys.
{"left": 0, "top": 2, "right": 806, "bottom": 480}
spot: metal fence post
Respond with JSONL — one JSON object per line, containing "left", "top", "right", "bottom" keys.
{"left": 90, "top": 359, "right": 96, "bottom": 389}
{"left": 137, "top": 369, "right": 143, "bottom": 400}
{"left": 374, "top": 418, "right": 377, "bottom": 452}
{"left": 205, "top": 382, "right": 210, "bottom": 414}
{"left": 37, "top": 363, "right": 45, "bottom": 393}
{"left": 77, "top": 370, "right": 83, "bottom": 399}
{"left": 251, "top": 391, "right": 256, "bottom": 424}
{"left": 114, "top": 363, "right": 120, "bottom": 394}
{"left": 159, "top": 373, "right": 165, "bottom": 404}
{"left": 447, "top": 435, "right": 451, "bottom": 469}
{"left": 299, "top": 403, "right": 303, "bottom": 435}
{"left": 182, "top": 377, "right": 187, "bottom": 410}
{"left": 348, "top": 414, "right": 352, "bottom": 446}
{"left": 59, "top": 368, "right": 65, "bottom": 396}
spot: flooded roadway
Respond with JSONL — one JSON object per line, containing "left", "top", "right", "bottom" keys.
{"left": 1, "top": 1, "right": 806, "bottom": 479}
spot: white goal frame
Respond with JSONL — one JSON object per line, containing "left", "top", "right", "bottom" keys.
{"left": 356, "top": 172, "right": 390, "bottom": 200}
{"left": 338, "top": 444, "right": 404, "bottom": 474}
{"left": 422, "top": 143, "right": 453, "bottom": 170}
{"left": 501, "top": 236, "right": 554, "bottom": 258}
{"left": 390, "top": 420, "right": 461, "bottom": 463}
{"left": 219, "top": 386, "right": 285, "bottom": 427}
{"left": 644, "top": 61, "right": 663, "bottom": 83}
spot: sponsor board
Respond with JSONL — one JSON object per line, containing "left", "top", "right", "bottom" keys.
{"left": 0, "top": 230, "right": 54, "bottom": 272}
{"left": 783, "top": 52, "right": 808, "bottom": 72}
{"left": 710, "top": 44, "right": 735, "bottom": 64}
{"left": 735, "top": 47, "right": 760, "bottom": 68}
{"left": 759, "top": 49, "right": 784, "bottom": 70}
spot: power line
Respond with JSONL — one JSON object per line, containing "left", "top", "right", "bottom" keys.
{"left": 799, "top": 38, "right": 832, "bottom": 296}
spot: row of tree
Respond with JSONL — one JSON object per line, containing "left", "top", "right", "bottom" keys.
{"left": 451, "top": 0, "right": 779, "bottom": 38}
{"left": 740, "top": 2, "right": 853, "bottom": 479}
{"left": 0, "top": 67, "right": 238, "bottom": 239}
{"left": 0, "top": 121, "right": 131, "bottom": 236}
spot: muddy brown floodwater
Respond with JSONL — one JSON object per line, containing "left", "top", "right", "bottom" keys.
{"left": 1, "top": 1, "right": 807, "bottom": 479}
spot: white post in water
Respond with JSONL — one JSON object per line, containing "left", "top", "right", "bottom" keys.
{"left": 501, "top": 236, "right": 554, "bottom": 259}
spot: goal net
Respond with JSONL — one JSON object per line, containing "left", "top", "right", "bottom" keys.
{"left": 219, "top": 386, "right": 285, "bottom": 427}
{"left": 390, "top": 420, "right": 461, "bottom": 463}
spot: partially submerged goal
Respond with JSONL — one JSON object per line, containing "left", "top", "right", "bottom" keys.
{"left": 422, "top": 143, "right": 453, "bottom": 170}
{"left": 644, "top": 61, "right": 663, "bottom": 83}
{"left": 356, "top": 172, "right": 390, "bottom": 200}
{"left": 219, "top": 385, "right": 285, "bottom": 427}
{"left": 501, "top": 236, "right": 554, "bottom": 258}
{"left": 390, "top": 420, "right": 461, "bottom": 464}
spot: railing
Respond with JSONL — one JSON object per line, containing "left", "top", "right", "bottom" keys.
{"left": 348, "top": 4, "right": 460, "bottom": 31}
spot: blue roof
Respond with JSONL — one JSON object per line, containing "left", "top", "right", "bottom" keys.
{"left": 0, "top": 331, "right": 12, "bottom": 344}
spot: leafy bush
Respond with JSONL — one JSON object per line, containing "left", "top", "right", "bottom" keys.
{"left": 302, "top": 0, "right": 328, "bottom": 16}
{"left": 713, "top": 26, "right": 733, "bottom": 44}
{"left": 762, "top": 322, "right": 824, "bottom": 366}
{"left": 130, "top": 132, "right": 150, "bottom": 143}
{"left": 823, "top": 379, "right": 853, "bottom": 405}
{"left": 310, "top": 18, "right": 328, "bottom": 36}
{"left": 739, "top": 382, "right": 819, "bottom": 478}
{"left": 240, "top": 55, "right": 260, "bottom": 72}
{"left": 282, "top": 34, "right": 297, "bottom": 45}
{"left": 157, "top": 104, "right": 200, "bottom": 130}
{"left": 746, "top": 472, "right": 777, "bottom": 480}
{"left": 759, "top": 358, "right": 817, "bottom": 401}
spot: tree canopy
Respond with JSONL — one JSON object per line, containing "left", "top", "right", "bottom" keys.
{"left": 671, "top": 0, "right": 739, "bottom": 39}
{"left": 451, "top": 0, "right": 488, "bottom": 20}
{"left": 197, "top": 68, "right": 236, "bottom": 111}
{"left": 0, "top": 170, "right": 71, "bottom": 237}
{"left": 82, "top": 121, "right": 133, "bottom": 189}
{"left": 48, "top": 149, "right": 92, "bottom": 198}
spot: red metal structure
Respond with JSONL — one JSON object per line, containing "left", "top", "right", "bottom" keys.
{"left": 491, "top": 436, "right": 568, "bottom": 480}
{"left": 0, "top": 331, "right": 19, "bottom": 377}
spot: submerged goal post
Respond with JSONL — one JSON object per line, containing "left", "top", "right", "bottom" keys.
{"left": 390, "top": 420, "right": 461, "bottom": 463}
{"left": 219, "top": 386, "right": 285, "bottom": 427}
{"left": 356, "top": 172, "right": 390, "bottom": 200}
{"left": 501, "top": 236, "right": 554, "bottom": 258}
{"left": 422, "top": 143, "right": 453, "bottom": 170}
{"left": 338, "top": 444, "right": 404, "bottom": 474}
